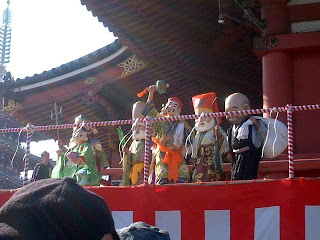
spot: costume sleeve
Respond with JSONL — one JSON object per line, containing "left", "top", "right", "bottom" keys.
{"left": 95, "top": 149, "right": 110, "bottom": 169}
{"left": 78, "top": 143, "right": 101, "bottom": 185}
{"left": 122, "top": 152, "right": 132, "bottom": 186}
{"left": 51, "top": 153, "right": 67, "bottom": 179}
{"left": 252, "top": 120, "right": 267, "bottom": 148}
{"left": 141, "top": 101, "right": 167, "bottom": 136}
{"left": 78, "top": 143, "right": 95, "bottom": 168}
{"left": 219, "top": 127, "right": 228, "bottom": 155}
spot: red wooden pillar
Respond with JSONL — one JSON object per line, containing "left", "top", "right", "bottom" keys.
{"left": 260, "top": 0, "right": 291, "bottom": 121}
{"left": 257, "top": 0, "right": 320, "bottom": 155}
{"left": 262, "top": 51, "right": 293, "bottom": 122}
{"left": 261, "top": 0, "right": 290, "bottom": 35}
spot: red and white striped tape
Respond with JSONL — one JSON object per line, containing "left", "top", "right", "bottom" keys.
{"left": 286, "top": 105, "right": 294, "bottom": 179}
{"left": 0, "top": 104, "right": 318, "bottom": 133}
{"left": 143, "top": 117, "right": 151, "bottom": 184}
{"left": 23, "top": 124, "right": 34, "bottom": 186}
{"left": 1, "top": 103, "right": 320, "bottom": 182}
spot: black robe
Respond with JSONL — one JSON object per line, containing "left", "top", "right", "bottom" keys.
{"left": 228, "top": 121, "right": 262, "bottom": 180}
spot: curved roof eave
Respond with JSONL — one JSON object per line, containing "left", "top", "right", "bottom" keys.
{"left": 7, "top": 40, "right": 126, "bottom": 91}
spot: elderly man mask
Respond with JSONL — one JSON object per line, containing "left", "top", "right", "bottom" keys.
{"left": 225, "top": 93, "right": 251, "bottom": 126}
{"left": 190, "top": 92, "right": 227, "bottom": 182}
{"left": 132, "top": 122, "right": 146, "bottom": 141}
{"left": 122, "top": 101, "right": 147, "bottom": 186}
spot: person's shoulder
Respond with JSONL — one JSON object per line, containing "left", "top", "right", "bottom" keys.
{"left": 34, "top": 163, "right": 42, "bottom": 168}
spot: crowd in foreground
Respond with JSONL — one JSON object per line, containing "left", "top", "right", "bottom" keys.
{"left": 0, "top": 178, "right": 170, "bottom": 240}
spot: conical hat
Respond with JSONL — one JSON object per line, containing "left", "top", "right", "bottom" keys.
{"left": 132, "top": 101, "right": 145, "bottom": 119}
{"left": 192, "top": 92, "right": 219, "bottom": 114}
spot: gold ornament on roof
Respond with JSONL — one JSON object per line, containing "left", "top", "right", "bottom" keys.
{"left": 117, "top": 55, "right": 146, "bottom": 78}
{"left": 84, "top": 77, "right": 96, "bottom": 85}
{"left": 3, "top": 99, "right": 23, "bottom": 112}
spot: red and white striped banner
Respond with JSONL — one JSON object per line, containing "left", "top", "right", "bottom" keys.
{"left": 1, "top": 179, "right": 319, "bottom": 240}
{"left": 90, "top": 178, "right": 318, "bottom": 240}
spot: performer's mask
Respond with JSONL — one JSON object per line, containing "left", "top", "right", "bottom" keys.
{"left": 94, "top": 143, "right": 102, "bottom": 151}
{"left": 71, "top": 127, "right": 89, "bottom": 144}
{"left": 132, "top": 123, "right": 146, "bottom": 140}
{"left": 225, "top": 93, "right": 251, "bottom": 126}
{"left": 225, "top": 103, "right": 249, "bottom": 125}
{"left": 195, "top": 116, "right": 217, "bottom": 132}
{"left": 161, "top": 100, "right": 181, "bottom": 116}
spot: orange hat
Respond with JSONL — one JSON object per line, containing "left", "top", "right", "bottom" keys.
{"left": 192, "top": 92, "right": 219, "bottom": 114}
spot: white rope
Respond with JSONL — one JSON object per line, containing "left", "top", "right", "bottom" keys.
{"left": 10, "top": 128, "right": 24, "bottom": 168}
{"left": 184, "top": 112, "right": 204, "bottom": 158}
{"left": 272, "top": 112, "right": 280, "bottom": 157}
{"left": 261, "top": 109, "right": 273, "bottom": 158}
{"left": 118, "top": 123, "right": 134, "bottom": 163}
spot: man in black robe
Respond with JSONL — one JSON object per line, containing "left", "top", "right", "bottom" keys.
{"left": 225, "top": 93, "right": 267, "bottom": 180}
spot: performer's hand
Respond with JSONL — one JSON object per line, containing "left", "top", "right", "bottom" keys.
{"left": 123, "top": 146, "right": 129, "bottom": 153}
{"left": 249, "top": 116, "right": 259, "bottom": 130}
{"left": 66, "top": 152, "right": 79, "bottom": 163}
{"left": 56, "top": 149, "right": 63, "bottom": 156}
{"left": 70, "top": 158, "right": 81, "bottom": 164}
{"left": 146, "top": 85, "right": 156, "bottom": 103}
{"left": 148, "top": 85, "right": 156, "bottom": 94}
{"left": 92, "top": 128, "right": 98, "bottom": 135}
{"left": 57, "top": 140, "right": 64, "bottom": 148}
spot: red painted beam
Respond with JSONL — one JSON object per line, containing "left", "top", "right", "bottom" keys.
{"left": 100, "top": 158, "right": 320, "bottom": 177}
{"left": 256, "top": 31, "right": 320, "bottom": 57}
{"left": 20, "top": 65, "right": 124, "bottom": 108}
{"left": 289, "top": 3, "right": 320, "bottom": 22}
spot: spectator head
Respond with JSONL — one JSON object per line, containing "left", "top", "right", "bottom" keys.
{"left": 40, "top": 151, "right": 50, "bottom": 164}
{"left": 117, "top": 222, "right": 170, "bottom": 240}
{"left": 0, "top": 178, "right": 120, "bottom": 240}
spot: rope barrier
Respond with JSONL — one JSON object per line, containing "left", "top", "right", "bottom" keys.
{"left": 1, "top": 103, "right": 320, "bottom": 184}
{"left": 23, "top": 124, "right": 34, "bottom": 186}
{"left": 286, "top": 105, "right": 294, "bottom": 179}
{"left": 143, "top": 117, "right": 151, "bottom": 184}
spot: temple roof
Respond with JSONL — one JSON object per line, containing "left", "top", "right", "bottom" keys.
{"left": 0, "top": 0, "right": 263, "bottom": 150}
{"left": 3, "top": 40, "right": 123, "bottom": 88}
{"left": 79, "top": 0, "right": 263, "bottom": 106}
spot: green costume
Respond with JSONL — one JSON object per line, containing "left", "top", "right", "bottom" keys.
{"left": 52, "top": 142, "right": 101, "bottom": 186}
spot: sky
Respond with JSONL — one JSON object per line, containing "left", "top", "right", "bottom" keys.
{"left": 1, "top": 0, "right": 117, "bottom": 160}
{"left": 2, "top": 0, "right": 116, "bottom": 79}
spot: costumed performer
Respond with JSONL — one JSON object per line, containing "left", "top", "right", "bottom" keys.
{"left": 74, "top": 115, "right": 110, "bottom": 171}
{"left": 224, "top": 93, "right": 267, "bottom": 180}
{"left": 189, "top": 92, "right": 228, "bottom": 182}
{"left": 141, "top": 85, "right": 190, "bottom": 185}
{"left": 122, "top": 101, "right": 147, "bottom": 186}
{"left": 51, "top": 115, "right": 102, "bottom": 186}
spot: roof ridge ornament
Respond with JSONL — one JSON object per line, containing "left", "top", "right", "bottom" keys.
{"left": 0, "top": 0, "right": 12, "bottom": 81}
